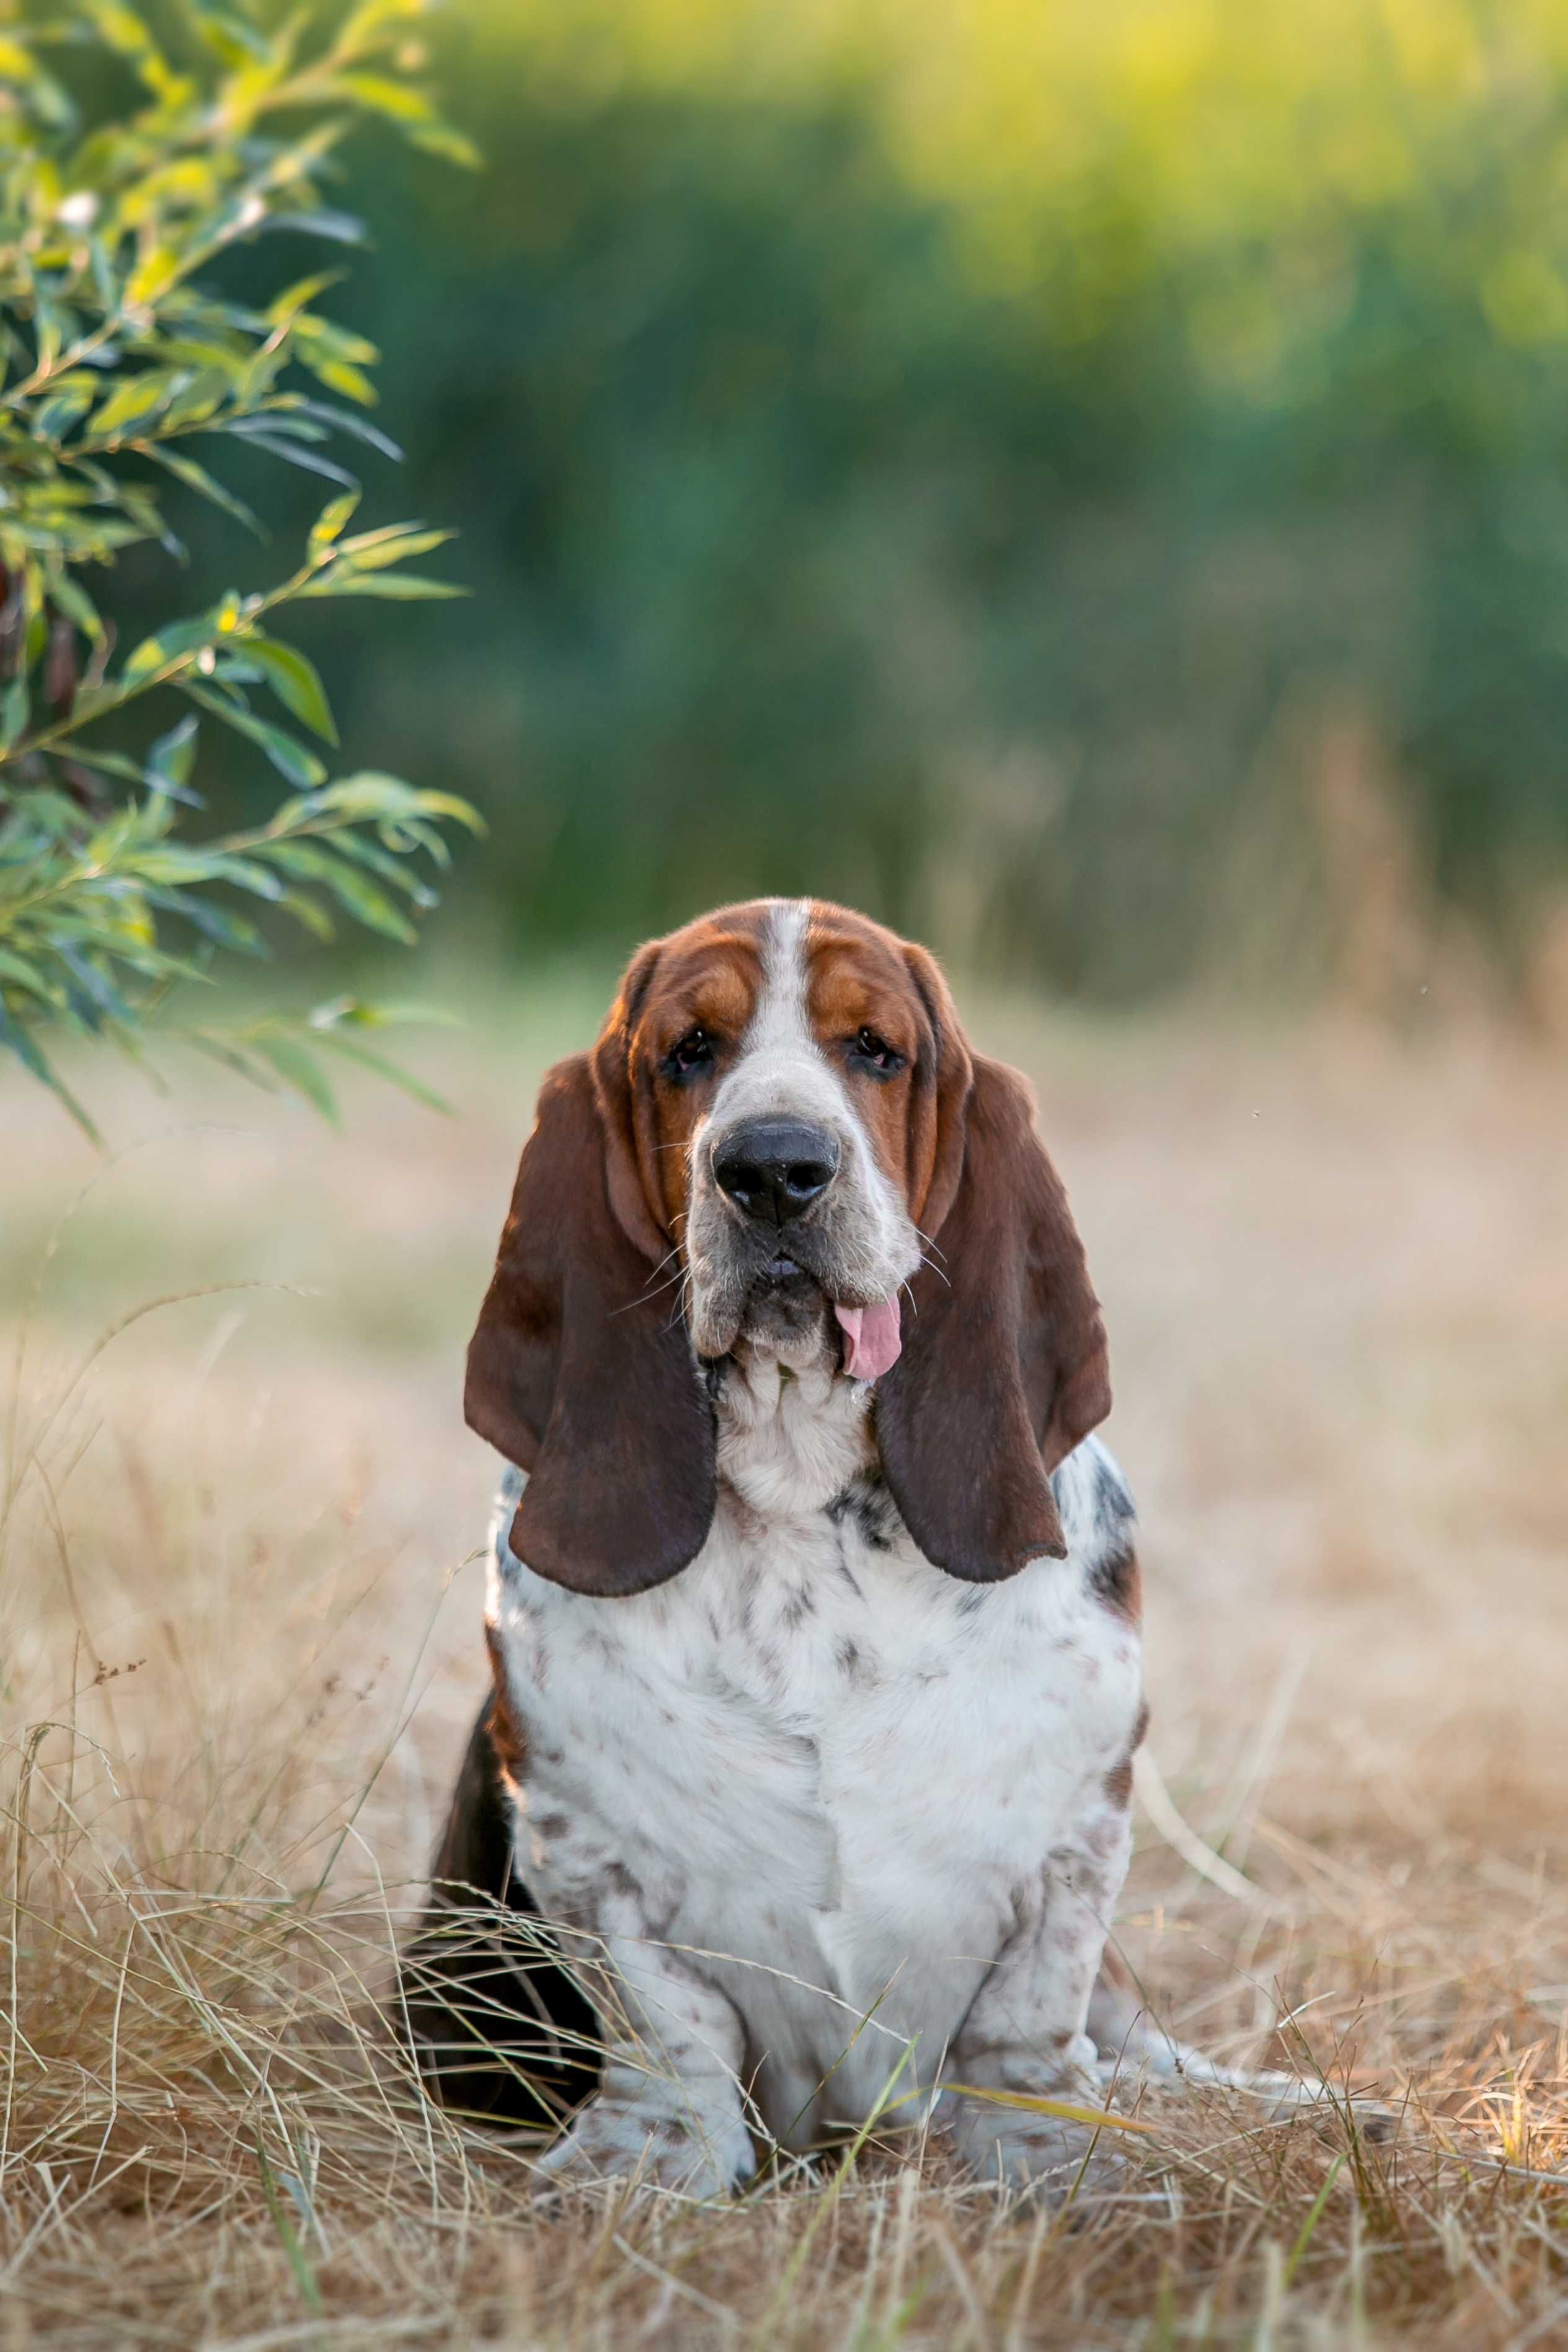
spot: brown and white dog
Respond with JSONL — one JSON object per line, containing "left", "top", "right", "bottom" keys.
{"left": 407, "top": 897, "right": 1170, "bottom": 2195}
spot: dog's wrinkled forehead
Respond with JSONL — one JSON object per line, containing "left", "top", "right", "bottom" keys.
{"left": 616, "top": 897, "right": 931, "bottom": 1231}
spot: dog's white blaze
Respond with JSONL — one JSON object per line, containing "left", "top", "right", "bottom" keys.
{"left": 702, "top": 897, "right": 835, "bottom": 1132}
{"left": 750, "top": 896, "right": 814, "bottom": 1065}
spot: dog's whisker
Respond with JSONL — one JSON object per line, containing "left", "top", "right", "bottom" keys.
{"left": 607, "top": 1261, "right": 688, "bottom": 1318}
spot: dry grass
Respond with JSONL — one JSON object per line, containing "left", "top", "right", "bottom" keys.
{"left": 2, "top": 970, "right": 1566, "bottom": 2347}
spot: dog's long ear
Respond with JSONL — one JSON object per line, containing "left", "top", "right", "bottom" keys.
{"left": 875, "top": 1052, "right": 1110, "bottom": 1582}
{"left": 464, "top": 1054, "right": 716, "bottom": 1597}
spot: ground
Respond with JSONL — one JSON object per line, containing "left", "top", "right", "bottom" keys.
{"left": 2, "top": 969, "right": 1566, "bottom": 2348}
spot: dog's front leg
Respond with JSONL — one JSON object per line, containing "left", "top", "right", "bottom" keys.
{"left": 538, "top": 1900, "right": 756, "bottom": 2198}
{"left": 945, "top": 1815, "right": 1133, "bottom": 2199}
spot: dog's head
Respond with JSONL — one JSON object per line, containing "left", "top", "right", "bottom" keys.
{"left": 590, "top": 897, "right": 952, "bottom": 1371}
{"left": 466, "top": 899, "right": 1110, "bottom": 1595}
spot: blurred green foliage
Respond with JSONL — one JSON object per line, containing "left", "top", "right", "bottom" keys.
{"left": 68, "top": 0, "right": 1568, "bottom": 996}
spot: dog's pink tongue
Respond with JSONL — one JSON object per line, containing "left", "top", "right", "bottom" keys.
{"left": 833, "top": 1298, "right": 902, "bottom": 1380}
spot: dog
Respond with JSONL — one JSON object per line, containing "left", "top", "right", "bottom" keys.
{"left": 400, "top": 899, "right": 1326, "bottom": 2194}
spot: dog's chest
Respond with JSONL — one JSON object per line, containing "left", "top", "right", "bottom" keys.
{"left": 489, "top": 1368, "right": 1140, "bottom": 2025}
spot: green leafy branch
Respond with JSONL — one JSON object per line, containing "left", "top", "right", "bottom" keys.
{"left": 0, "top": 764, "right": 481, "bottom": 1134}
{"left": 0, "top": 490, "right": 481, "bottom": 1134}
{"left": 0, "top": 0, "right": 482, "bottom": 1130}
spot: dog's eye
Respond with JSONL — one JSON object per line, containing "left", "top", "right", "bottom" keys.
{"left": 851, "top": 1026, "right": 905, "bottom": 1077}
{"left": 666, "top": 1026, "right": 716, "bottom": 1080}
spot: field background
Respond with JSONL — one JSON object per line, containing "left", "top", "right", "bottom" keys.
{"left": 9, "top": 0, "right": 1568, "bottom": 2338}
{"left": 4, "top": 982, "right": 1566, "bottom": 2346}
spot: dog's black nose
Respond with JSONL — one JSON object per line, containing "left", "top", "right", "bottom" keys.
{"left": 713, "top": 1119, "right": 839, "bottom": 1226}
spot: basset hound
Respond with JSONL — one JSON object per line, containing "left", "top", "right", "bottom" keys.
{"left": 402, "top": 899, "right": 1197, "bottom": 2193}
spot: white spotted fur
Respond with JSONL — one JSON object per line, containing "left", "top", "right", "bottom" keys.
{"left": 489, "top": 1421, "right": 1143, "bottom": 2191}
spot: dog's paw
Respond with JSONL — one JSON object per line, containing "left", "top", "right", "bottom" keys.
{"left": 947, "top": 2069, "right": 1135, "bottom": 2203}
{"left": 534, "top": 2095, "right": 756, "bottom": 2199}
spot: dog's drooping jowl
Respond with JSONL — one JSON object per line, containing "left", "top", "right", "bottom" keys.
{"left": 402, "top": 899, "right": 1256, "bottom": 2194}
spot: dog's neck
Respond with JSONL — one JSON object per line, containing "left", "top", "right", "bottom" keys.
{"left": 712, "top": 1337, "right": 877, "bottom": 1522}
